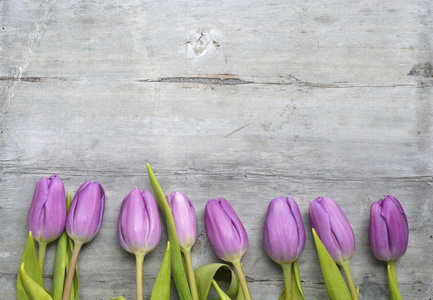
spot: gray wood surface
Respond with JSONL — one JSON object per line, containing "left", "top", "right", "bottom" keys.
{"left": 1, "top": 0, "right": 432, "bottom": 299}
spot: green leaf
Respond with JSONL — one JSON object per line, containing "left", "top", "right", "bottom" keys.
{"left": 236, "top": 280, "right": 244, "bottom": 300}
{"left": 151, "top": 241, "right": 172, "bottom": 300}
{"left": 147, "top": 164, "right": 192, "bottom": 300}
{"left": 111, "top": 297, "right": 126, "bottom": 300}
{"left": 52, "top": 231, "right": 68, "bottom": 300}
{"left": 278, "top": 260, "right": 305, "bottom": 300}
{"left": 212, "top": 280, "right": 232, "bottom": 300}
{"left": 194, "top": 263, "right": 239, "bottom": 300}
{"left": 387, "top": 263, "right": 403, "bottom": 300}
{"left": 67, "top": 192, "right": 80, "bottom": 300}
{"left": 19, "top": 263, "right": 52, "bottom": 300}
{"left": 292, "top": 259, "right": 305, "bottom": 299}
{"left": 53, "top": 192, "right": 70, "bottom": 300}
{"left": 17, "top": 232, "right": 45, "bottom": 300}
{"left": 312, "top": 229, "right": 351, "bottom": 300}
{"left": 52, "top": 192, "right": 79, "bottom": 300}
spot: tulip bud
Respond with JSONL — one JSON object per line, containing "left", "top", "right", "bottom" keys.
{"left": 27, "top": 175, "right": 66, "bottom": 243}
{"left": 166, "top": 192, "right": 197, "bottom": 251}
{"left": 309, "top": 197, "right": 355, "bottom": 264}
{"left": 263, "top": 196, "right": 306, "bottom": 265}
{"left": 205, "top": 198, "right": 248, "bottom": 262}
{"left": 66, "top": 180, "right": 105, "bottom": 244}
{"left": 118, "top": 188, "right": 161, "bottom": 255}
{"left": 369, "top": 195, "right": 409, "bottom": 262}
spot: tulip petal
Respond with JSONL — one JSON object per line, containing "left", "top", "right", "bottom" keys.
{"left": 28, "top": 177, "right": 49, "bottom": 239}
{"left": 72, "top": 183, "right": 101, "bottom": 241}
{"left": 117, "top": 188, "right": 161, "bottom": 255}
{"left": 263, "top": 197, "right": 301, "bottom": 264}
{"left": 309, "top": 197, "right": 355, "bottom": 264}
{"left": 287, "top": 197, "right": 306, "bottom": 257}
{"left": 369, "top": 196, "right": 409, "bottom": 262}
{"left": 205, "top": 199, "right": 248, "bottom": 262}
{"left": 219, "top": 198, "right": 249, "bottom": 254}
{"left": 167, "top": 192, "right": 197, "bottom": 250}
{"left": 117, "top": 198, "right": 129, "bottom": 251}
{"left": 66, "top": 181, "right": 105, "bottom": 244}
{"left": 142, "top": 189, "right": 162, "bottom": 252}
{"left": 28, "top": 175, "right": 66, "bottom": 243}
{"left": 205, "top": 200, "right": 238, "bottom": 260}
{"left": 380, "top": 197, "right": 409, "bottom": 260}
{"left": 369, "top": 202, "right": 390, "bottom": 261}
{"left": 309, "top": 200, "right": 343, "bottom": 263}
{"left": 120, "top": 188, "right": 146, "bottom": 252}
{"left": 43, "top": 175, "right": 66, "bottom": 241}
{"left": 321, "top": 197, "right": 355, "bottom": 262}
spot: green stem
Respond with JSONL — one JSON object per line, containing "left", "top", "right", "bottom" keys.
{"left": 136, "top": 253, "right": 145, "bottom": 300}
{"left": 281, "top": 263, "right": 293, "bottom": 300}
{"left": 62, "top": 242, "right": 82, "bottom": 300}
{"left": 387, "top": 261, "right": 399, "bottom": 289}
{"left": 387, "top": 260, "right": 403, "bottom": 300}
{"left": 182, "top": 249, "right": 199, "bottom": 300}
{"left": 232, "top": 259, "right": 252, "bottom": 300}
{"left": 38, "top": 241, "right": 48, "bottom": 274}
{"left": 340, "top": 261, "right": 358, "bottom": 300}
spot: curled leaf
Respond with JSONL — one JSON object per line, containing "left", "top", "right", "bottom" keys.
{"left": 17, "top": 232, "right": 45, "bottom": 300}
{"left": 19, "top": 263, "right": 52, "bottom": 300}
{"left": 212, "top": 280, "right": 232, "bottom": 300}
{"left": 195, "top": 263, "right": 239, "bottom": 300}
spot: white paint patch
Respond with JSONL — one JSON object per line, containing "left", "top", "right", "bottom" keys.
{"left": 0, "top": 252, "right": 11, "bottom": 258}
{"left": 0, "top": 0, "right": 56, "bottom": 126}
{"left": 184, "top": 29, "right": 225, "bottom": 62}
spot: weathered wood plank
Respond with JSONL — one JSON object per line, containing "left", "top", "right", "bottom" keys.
{"left": 1, "top": 0, "right": 432, "bottom": 299}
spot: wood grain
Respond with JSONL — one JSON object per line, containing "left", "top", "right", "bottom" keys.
{"left": 1, "top": 0, "right": 432, "bottom": 299}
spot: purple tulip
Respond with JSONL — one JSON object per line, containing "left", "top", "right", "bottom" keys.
{"left": 66, "top": 180, "right": 105, "bottom": 244}
{"left": 167, "top": 192, "right": 197, "bottom": 251}
{"left": 27, "top": 175, "right": 66, "bottom": 243}
{"left": 118, "top": 188, "right": 161, "bottom": 255}
{"left": 263, "top": 196, "right": 306, "bottom": 265}
{"left": 205, "top": 198, "right": 248, "bottom": 262}
{"left": 369, "top": 195, "right": 409, "bottom": 262}
{"left": 309, "top": 197, "right": 355, "bottom": 264}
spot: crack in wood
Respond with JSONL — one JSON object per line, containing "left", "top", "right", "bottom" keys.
{"left": 2, "top": 167, "right": 430, "bottom": 184}
{"left": 0, "top": 76, "right": 430, "bottom": 89}
{"left": 224, "top": 124, "right": 250, "bottom": 138}
{"left": 138, "top": 77, "right": 431, "bottom": 88}
{"left": 139, "top": 76, "right": 253, "bottom": 85}
{"left": 0, "top": 76, "right": 41, "bottom": 82}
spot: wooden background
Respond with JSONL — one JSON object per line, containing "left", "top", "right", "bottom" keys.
{"left": 1, "top": 0, "right": 432, "bottom": 299}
